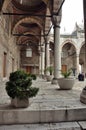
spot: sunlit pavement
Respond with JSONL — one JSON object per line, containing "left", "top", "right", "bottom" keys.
{"left": 0, "top": 78, "right": 86, "bottom": 129}
{"left": 0, "top": 77, "right": 86, "bottom": 109}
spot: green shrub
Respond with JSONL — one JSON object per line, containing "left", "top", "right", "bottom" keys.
{"left": 61, "top": 70, "right": 71, "bottom": 78}
{"left": 45, "top": 66, "right": 54, "bottom": 75}
{"left": 5, "top": 70, "right": 39, "bottom": 99}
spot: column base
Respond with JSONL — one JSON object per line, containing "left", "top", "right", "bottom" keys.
{"left": 51, "top": 78, "right": 58, "bottom": 84}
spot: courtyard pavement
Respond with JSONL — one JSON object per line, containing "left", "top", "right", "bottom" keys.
{"left": 0, "top": 77, "right": 86, "bottom": 129}
{"left": 0, "top": 77, "right": 86, "bottom": 108}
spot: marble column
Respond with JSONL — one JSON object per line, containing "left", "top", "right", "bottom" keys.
{"left": 76, "top": 53, "right": 80, "bottom": 75}
{"left": 52, "top": 23, "right": 61, "bottom": 84}
{"left": 52, "top": 22, "right": 61, "bottom": 84}
{"left": 39, "top": 51, "right": 41, "bottom": 75}
{"left": 45, "top": 43, "right": 50, "bottom": 75}
{"left": 41, "top": 46, "right": 45, "bottom": 75}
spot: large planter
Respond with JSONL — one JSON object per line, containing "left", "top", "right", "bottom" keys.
{"left": 5, "top": 70, "right": 39, "bottom": 108}
{"left": 57, "top": 78, "right": 75, "bottom": 90}
{"left": 80, "top": 88, "right": 86, "bottom": 104}
{"left": 51, "top": 78, "right": 58, "bottom": 84}
{"left": 11, "top": 97, "right": 29, "bottom": 108}
{"left": 46, "top": 75, "right": 53, "bottom": 82}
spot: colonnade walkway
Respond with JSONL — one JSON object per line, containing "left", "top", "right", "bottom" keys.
{"left": 0, "top": 77, "right": 86, "bottom": 129}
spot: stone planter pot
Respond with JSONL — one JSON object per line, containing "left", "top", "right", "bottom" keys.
{"left": 57, "top": 78, "right": 75, "bottom": 90}
{"left": 46, "top": 75, "right": 53, "bottom": 82}
{"left": 80, "top": 89, "right": 86, "bottom": 104}
{"left": 51, "top": 78, "right": 58, "bottom": 84}
{"left": 11, "top": 97, "right": 29, "bottom": 108}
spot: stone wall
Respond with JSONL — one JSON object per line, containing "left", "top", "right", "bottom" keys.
{"left": 20, "top": 46, "right": 39, "bottom": 74}
{"left": 0, "top": 15, "right": 20, "bottom": 81}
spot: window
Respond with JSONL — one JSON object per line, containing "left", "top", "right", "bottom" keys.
{"left": 26, "top": 48, "right": 32, "bottom": 57}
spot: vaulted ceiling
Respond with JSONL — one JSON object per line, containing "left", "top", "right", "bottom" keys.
{"left": 1, "top": 0, "right": 64, "bottom": 47}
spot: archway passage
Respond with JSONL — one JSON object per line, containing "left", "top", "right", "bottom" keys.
{"left": 1, "top": 0, "right": 64, "bottom": 76}
{"left": 1, "top": 0, "right": 51, "bottom": 75}
{"left": 79, "top": 43, "right": 86, "bottom": 75}
{"left": 61, "top": 42, "right": 77, "bottom": 75}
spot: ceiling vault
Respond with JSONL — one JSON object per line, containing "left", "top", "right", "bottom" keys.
{"left": 1, "top": 0, "right": 65, "bottom": 46}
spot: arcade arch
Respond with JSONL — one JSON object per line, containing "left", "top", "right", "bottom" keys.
{"left": 79, "top": 43, "right": 86, "bottom": 74}
{"left": 61, "top": 42, "right": 77, "bottom": 76}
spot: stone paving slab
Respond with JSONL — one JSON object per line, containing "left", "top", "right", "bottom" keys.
{"left": 0, "top": 79, "right": 86, "bottom": 101}
{"left": 0, "top": 78, "right": 86, "bottom": 124}
{"left": 0, "top": 122, "right": 81, "bottom": 130}
{"left": 78, "top": 121, "right": 86, "bottom": 129}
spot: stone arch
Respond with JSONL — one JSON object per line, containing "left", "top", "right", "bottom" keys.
{"left": 2, "top": 0, "right": 48, "bottom": 12}
{"left": 17, "top": 31, "right": 40, "bottom": 44}
{"left": 61, "top": 39, "right": 77, "bottom": 75}
{"left": 79, "top": 42, "right": 86, "bottom": 73}
{"left": 12, "top": 17, "right": 43, "bottom": 34}
{"left": 1, "top": 0, "right": 10, "bottom": 11}
{"left": 79, "top": 41, "right": 85, "bottom": 53}
{"left": 61, "top": 39, "right": 77, "bottom": 51}
{"left": 17, "top": 32, "right": 40, "bottom": 44}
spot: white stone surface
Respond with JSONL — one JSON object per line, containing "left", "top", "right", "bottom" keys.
{"left": 0, "top": 122, "right": 81, "bottom": 130}
{"left": 0, "top": 78, "right": 86, "bottom": 124}
{"left": 50, "top": 122, "right": 81, "bottom": 130}
{"left": 79, "top": 121, "right": 86, "bottom": 129}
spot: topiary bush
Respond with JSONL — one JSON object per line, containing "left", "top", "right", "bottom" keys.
{"left": 5, "top": 70, "right": 39, "bottom": 99}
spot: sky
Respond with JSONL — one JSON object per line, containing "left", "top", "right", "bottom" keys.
{"left": 60, "top": 0, "right": 84, "bottom": 34}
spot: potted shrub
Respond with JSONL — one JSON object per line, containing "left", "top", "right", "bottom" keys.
{"left": 5, "top": 70, "right": 39, "bottom": 108}
{"left": 45, "top": 66, "right": 54, "bottom": 81}
{"left": 57, "top": 69, "right": 75, "bottom": 90}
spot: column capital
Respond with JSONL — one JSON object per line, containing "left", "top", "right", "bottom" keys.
{"left": 52, "top": 15, "right": 61, "bottom": 27}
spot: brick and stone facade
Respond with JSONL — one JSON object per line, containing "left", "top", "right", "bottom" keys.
{"left": 0, "top": 15, "right": 20, "bottom": 81}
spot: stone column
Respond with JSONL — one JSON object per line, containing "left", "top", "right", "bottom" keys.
{"left": 33, "top": 65, "right": 36, "bottom": 74}
{"left": 41, "top": 46, "right": 45, "bottom": 75}
{"left": 39, "top": 51, "right": 41, "bottom": 75}
{"left": 45, "top": 43, "right": 50, "bottom": 75}
{"left": 52, "top": 23, "right": 61, "bottom": 84}
{"left": 76, "top": 53, "right": 80, "bottom": 75}
{"left": 54, "top": 24, "right": 61, "bottom": 78}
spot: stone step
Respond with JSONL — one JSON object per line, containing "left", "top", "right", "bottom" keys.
{"left": 0, "top": 104, "right": 86, "bottom": 124}
{"left": 79, "top": 121, "right": 86, "bottom": 130}
{"left": 0, "top": 122, "right": 82, "bottom": 130}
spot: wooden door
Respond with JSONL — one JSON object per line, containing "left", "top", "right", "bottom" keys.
{"left": 62, "top": 65, "right": 67, "bottom": 73}
{"left": 26, "top": 66, "right": 31, "bottom": 74}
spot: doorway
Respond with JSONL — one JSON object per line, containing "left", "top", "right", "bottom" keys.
{"left": 26, "top": 66, "right": 31, "bottom": 74}
{"left": 62, "top": 65, "right": 67, "bottom": 73}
